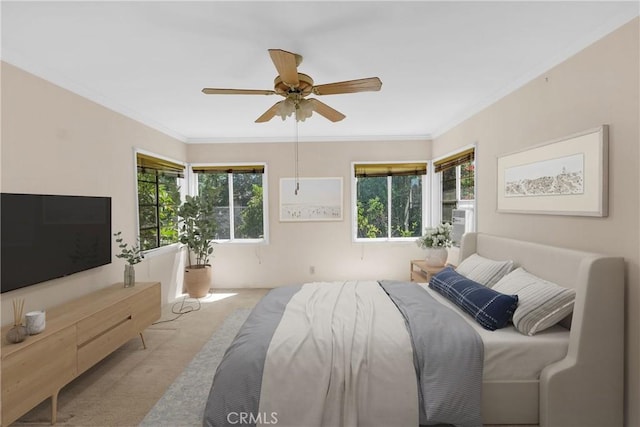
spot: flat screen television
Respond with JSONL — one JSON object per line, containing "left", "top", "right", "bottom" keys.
{"left": 1, "top": 193, "right": 112, "bottom": 293}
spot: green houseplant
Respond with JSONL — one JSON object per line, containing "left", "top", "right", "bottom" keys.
{"left": 114, "top": 231, "right": 144, "bottom": 287}
{"left": 177, "top": 195, "right": 217, "bottom": 298}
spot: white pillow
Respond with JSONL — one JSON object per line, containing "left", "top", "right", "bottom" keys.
{"left": 455, "top": 253, "right": 513, "bottom": 287}
{"left": 492, "top": 267, "right": 576, "bottom": 336}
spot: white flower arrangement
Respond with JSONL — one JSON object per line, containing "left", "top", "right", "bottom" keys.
{"left": 416, "top": 222, "right": 453, "bottom": 249}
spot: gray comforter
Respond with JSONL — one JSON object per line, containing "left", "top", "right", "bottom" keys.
{"left": 203, "top": 281, "right": 483, "bottom": 427}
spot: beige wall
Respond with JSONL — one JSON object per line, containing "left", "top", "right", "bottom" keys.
{"left": 433, "top": 18, "right": 639, "bottom": 426}
{"left": 0, "top": 62, "right": 187, "bottom": 324}
{"left": 186, "top": 139, "right": 431, "bottom": 287}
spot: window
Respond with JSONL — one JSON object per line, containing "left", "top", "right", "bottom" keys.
{"left": 434, "top": 148, "right": 475, "bottom": 223}
{"left": 353, "top": 162, "right": 427, "bottom": 240}
{"left": 434, "top": 147, "right": 475, "bottom": 245}
{"left": 192, "top": 165, "right": 266, "bottom": 241}
{"left": 441, "top": 166, "right": 458, "bottom": 223}
{"left": 136, "top": 152, "right": 185, "bottom": 251}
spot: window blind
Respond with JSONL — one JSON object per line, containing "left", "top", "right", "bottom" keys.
{"left": 191, "top": 165, "right": 265, "bottom": 174}
{"left": 136, "top": 153, "right": 185, "bottom": 178}
{"left": 354, "top": 162, "right": 427, "bottom": 178}
{"left": 433, "top": 148, "right": 475, "bottom": 174}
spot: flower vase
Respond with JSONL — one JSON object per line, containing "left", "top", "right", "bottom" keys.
{"left": 124, "top": 264, "right": 135, "bottom": 288}
{"left": 425, "top": 247, "right": 448, "bottom": 267}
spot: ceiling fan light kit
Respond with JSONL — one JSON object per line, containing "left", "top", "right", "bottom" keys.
{"left": 275, "top": 97, "right": 314, "bottom": 122}
{"left": 202, "top": 49, "right": 382, "bottom": 123}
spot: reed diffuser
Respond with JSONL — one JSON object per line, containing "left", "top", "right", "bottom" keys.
{"left": 6, "top": 299, "right": 28, "bottom": 344}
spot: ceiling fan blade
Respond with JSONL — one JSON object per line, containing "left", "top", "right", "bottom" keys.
{"left": 308, "top": 99, "right": 346, "bottom": 122}
{"left": 312, "top": 77, "right": 382, "bottom": 95}
{"left": 255, "top": 101, "right": 282, "bottom": 123}
{"left": 268, "top": 49, "right": 300, "bottom": 87}
{"left": 202, "top": 88, "right": 276, "bottom": 95}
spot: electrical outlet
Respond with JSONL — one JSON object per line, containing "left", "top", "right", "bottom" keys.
{"left": 309, "top": 266, "right": 315, "bottom": 274}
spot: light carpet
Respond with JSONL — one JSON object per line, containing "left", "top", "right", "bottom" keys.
{"left": 140, "top": 308, "right": 251, "bottom": 427}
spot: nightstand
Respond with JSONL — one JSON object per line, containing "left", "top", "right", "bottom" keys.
{"left": 410, "top": 260, "right": 446, "bottom": 283}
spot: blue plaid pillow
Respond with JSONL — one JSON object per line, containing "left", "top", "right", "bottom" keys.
{"left": 429, "top": 267, "right": 518, "bottom": 331}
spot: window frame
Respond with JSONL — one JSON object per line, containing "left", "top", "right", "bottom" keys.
{"left": 190, "top": 162, "right": 269, "bottom": 244}
{"left": 351, "top": 160, "right": 430, "bottom": 243}
{"left": 431, "top": 144, "right": 477, "bottom": 234}
{"left": 134, "top": 149, "right": 187, "bottom": 256}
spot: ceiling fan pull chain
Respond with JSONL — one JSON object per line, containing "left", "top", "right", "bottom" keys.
{"left": 294, "top": 116, "right": 300, "bottom": 195}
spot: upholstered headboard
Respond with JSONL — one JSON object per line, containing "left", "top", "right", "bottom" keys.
{"left": 460, "top": 232, "right": 624, "bottom": 426}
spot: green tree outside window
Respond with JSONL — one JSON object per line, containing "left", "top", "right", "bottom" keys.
{"left": 356, "top": 169, "right": 424, "bottom": 239}
{"left": 196, "top": 170, "right": 265, "bottom": 240}
{"left": 137, "top": 171, "right": 181, "bottom": 251}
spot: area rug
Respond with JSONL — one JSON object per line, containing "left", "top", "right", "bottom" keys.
{"left": 140, "top": 308, "right": 251, "bottom": 427}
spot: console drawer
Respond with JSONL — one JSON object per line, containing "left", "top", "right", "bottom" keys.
{"left": 77, "top": 316, "right": 133, "bottom": 374}
{"left": 77, "top": 302, "right": 132, "bottom": 346}
{"left": 129, "top": 283, "right": 161, "bottom": 332}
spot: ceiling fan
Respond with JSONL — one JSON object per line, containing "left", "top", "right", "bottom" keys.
{"left": 202, "top": 49, "right": 382, "bottom": 123}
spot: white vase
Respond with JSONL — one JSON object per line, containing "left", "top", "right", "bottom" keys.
{"left": 425, "top": 247, "right": 448, "bottom": 267}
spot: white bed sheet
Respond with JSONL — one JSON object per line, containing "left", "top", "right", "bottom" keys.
{"left": 419, "top": 284, "right": 570, "bottom": 381}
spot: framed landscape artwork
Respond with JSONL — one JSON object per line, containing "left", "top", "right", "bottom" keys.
{"left": 280, "top": 177, "right": 343, "bottom": 222}
{"left": 496, "top": 125, "right": 608, "bottom": 216}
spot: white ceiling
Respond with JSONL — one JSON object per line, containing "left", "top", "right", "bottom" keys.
{"left": 2, "top": 1, "right": 638, "bottom": 143}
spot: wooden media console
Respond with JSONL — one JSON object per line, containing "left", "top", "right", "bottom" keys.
{"left": 1, "top": 282, "right": 161, "bottom": 426}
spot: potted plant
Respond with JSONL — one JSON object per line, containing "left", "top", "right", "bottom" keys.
{"left": 416, "top": 222, "right": 453, "bottom": 267}
{"left": 177, "top": 195, "right": 217, "bottom": 298}
{"left": 114, "top": 231, "right": 144, "bottom": 287}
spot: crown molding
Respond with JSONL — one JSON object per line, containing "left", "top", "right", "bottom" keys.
{"left": 3, "top": 7, "right": 636, "bottom": 144}
{"left": 185, "top": 134, "right": 432, "bottom": 144}
{"left": 431, "top": 10, "right": 639, "bottom": 139}
{"left": 2, "top": 52, "right": 188, "bottom": 143}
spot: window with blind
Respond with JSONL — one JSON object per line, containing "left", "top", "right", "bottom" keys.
{"left": 434, "top": 147, "right": 475, "bottom": 229}
{"left": 192, "top": 164, "right": 266, "bottom": 241}
{"left": 353, "top": 162, "right": 427, "bottom": 240}
{"left": 136, "top": 152, "right": 185, "bottom": 251}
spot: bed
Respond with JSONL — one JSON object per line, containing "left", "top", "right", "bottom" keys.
{"left": 203, "top": 232, "right": 624, "bottom": 426}
{"left": 458, "top": 232, "right": 624, "bottom": 426}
